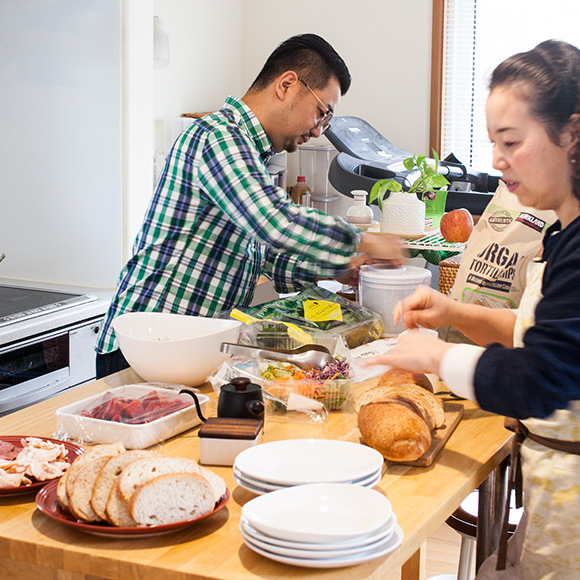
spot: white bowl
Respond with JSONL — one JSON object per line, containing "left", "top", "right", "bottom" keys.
{"left": 112, "top": 312, "right": 241, "bottom": 386}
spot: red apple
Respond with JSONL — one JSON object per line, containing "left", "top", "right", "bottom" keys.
{"left": 440, "top": 209, "right": 474, "bottom": 243}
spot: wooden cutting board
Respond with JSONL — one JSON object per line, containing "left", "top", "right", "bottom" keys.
{"left": 392, "top": 401, "right": 464, "bottom": 467}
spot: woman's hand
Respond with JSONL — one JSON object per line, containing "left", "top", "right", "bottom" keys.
{"left": 393, "top": 285, "right": 457, "bottom": 330}
{"left": 362, "top": 330, "right": 453, "bottom": 376}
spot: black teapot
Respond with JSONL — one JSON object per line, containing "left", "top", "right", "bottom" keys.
{"left": 217, "top": 377, "right": 265, "bottom": 421}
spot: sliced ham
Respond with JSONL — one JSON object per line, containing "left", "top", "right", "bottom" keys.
{"left": 0, "top": 437, "right": 71, "bottom": 489}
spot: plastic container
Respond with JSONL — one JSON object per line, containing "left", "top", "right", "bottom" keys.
{"left": 298, "top": 145, "right": 338, "bottom": 200}
{"left": 346, "top": 190, "right": 374, "bottom": 226}
{"left": 212, "top": 334, "right": 353, "bottom": 413}
{"left": 290, "top": 176, "right": 312, "bottom": 207}
{"left": 358, "top": 265, "right": 432, "bottom": 336}
{"left": 54, "top": 384, "right": 210, "bottom": 449}
{"left": 234, "top": 286, "right": 383, "bottom": 348}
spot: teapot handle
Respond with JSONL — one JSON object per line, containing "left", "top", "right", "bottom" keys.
{"left": 246, "top": 399, "right": 265, "bottom": 419}
{"left": 179, "top": 388, "right": 207, "bottom": 422}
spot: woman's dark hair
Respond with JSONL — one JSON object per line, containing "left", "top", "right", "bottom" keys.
{"left": 249, "top": 33, "right": 351, "bottom": 95}
{"left": 490, "top": 40, "right": 580, "bottom": 145}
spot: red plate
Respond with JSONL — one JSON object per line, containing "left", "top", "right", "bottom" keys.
{"left": 36, "top": 478, "right": 230, "bottom": 538}
{"left": 0, "top": 436, "right": 84, "bottom": 497}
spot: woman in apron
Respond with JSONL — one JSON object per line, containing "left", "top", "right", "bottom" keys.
{"left": 366, "top": 39, "right": 580, "bottom": 578}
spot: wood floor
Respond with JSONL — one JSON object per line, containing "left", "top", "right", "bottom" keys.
{"left": 388, "top": 522, "right": 476, "bottom": 580}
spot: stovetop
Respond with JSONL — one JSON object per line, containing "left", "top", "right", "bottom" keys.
{"left": 0, "top": 285, "right": 97, "bottom": 329}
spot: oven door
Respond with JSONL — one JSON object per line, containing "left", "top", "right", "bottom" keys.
{"left": 0, "top": 329, "right": 72, "bottom": 415}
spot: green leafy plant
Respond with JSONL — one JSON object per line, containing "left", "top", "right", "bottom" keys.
{"left": 368, "top": 149, "right": 450, "bottom": 210}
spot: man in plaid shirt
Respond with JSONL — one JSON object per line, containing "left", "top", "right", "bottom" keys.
{"left": 96, "top": 33, "right": 402, "bottom": 378}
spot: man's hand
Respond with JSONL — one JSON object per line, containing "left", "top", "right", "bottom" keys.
{"left": 357, "top": 233, "right": 405, "bottom": 263}
{"left": 335, "top": 254, "right": 403, "bottom": 287}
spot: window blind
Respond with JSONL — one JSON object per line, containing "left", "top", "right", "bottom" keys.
{"left": 441, "top": 0, "right": 580, "bottom": 174}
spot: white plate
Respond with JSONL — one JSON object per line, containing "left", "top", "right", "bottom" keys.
{"left": 242, "top": 524, "right": 404, "bottom": 568}
{"left": 233, "top": 466, "right": 383, "bottom": 493}
{"left": 241, "top": 524, "right": 396, "bottom": 559}
{"left": 241, "top": 483, "right": 393, "bottom": 543}
{"left": 234, "top": 439, "right": 384, "bottom": 486}
{"left": 240, "top": 511, "right": 397, "bottom": 551}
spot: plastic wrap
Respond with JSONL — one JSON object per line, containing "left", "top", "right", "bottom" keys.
{"left": 231, "top": 286, "right": 383, "bottom": 348}
{"left": 211, "top": 334, "right": 353, "bottom": 422}
{"left": 53, "top": 384, "right": 209, "bottom": 449}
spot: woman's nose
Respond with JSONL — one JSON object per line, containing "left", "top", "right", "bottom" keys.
{"left": 492, "top": 147, "right": 507, "bottom": 171}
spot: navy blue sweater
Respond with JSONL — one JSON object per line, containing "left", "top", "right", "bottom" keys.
{"left": 475, "top": 215, "right": 580, "bottom": 420}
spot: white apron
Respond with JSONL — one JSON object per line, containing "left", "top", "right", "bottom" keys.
{"left": 477, "top": 259, "right": 580, "bottom": 579}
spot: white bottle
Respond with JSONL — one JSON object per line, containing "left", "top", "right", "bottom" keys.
{"left": 346, "top": 190, "right": 374, "bottom": 225}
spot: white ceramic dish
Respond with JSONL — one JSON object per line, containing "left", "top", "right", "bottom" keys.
{"left": 233, "top": 466, "right": 382, "bottom": 494}
{"left": 242, "top": 524, "right": 404, "bottom": 568}
{"left": 54, "top": 384, "right": 209, "bottom": 449}
{"left": 241, "top": 523, "right": 396, "bottom": 559}
{"left": 240, "top": 512, "right": 397, "bottom": 551}
{"left": 112, "top": 312, "right": 241, "bottom": 386}
{"left": 234, "top": 439, "right": 384, "bottom": 486}
{"left": 241, "top": 483, "right": 393, "bottom": 544}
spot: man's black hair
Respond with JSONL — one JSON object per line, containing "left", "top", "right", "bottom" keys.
{"left": 249, "top": 33, "right": 351, "bottom": 95}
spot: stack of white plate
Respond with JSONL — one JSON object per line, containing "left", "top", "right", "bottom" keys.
{"left": 240, "top": 483, "right": 403, "bottom": 568}
{"left": 233, "top": 439, "right": 384, "bottom": 494}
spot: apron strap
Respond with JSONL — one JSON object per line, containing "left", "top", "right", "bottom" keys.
{"left": 496, "top": 418, "right": 580, "bottom": 570}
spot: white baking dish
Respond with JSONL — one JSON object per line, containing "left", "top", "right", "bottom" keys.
{"left": 54, "top": 384, "right": 209, "bottom": 449}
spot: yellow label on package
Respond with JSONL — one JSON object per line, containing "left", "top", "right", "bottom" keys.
{"left": 303, "top": 300, "right": 343, "bottom": 322}
{"left": 230, "top": 309, "right": 312, "bottom": 343}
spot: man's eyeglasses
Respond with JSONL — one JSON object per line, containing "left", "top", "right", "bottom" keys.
{"left": 298, "top": 77, "right": 333, "bottom": 133}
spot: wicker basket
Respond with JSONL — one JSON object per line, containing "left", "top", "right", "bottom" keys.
{"left": 438, "top": 253, "right": 463, "bottom": 295}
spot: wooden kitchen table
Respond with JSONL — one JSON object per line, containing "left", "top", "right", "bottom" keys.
{"left": 0, "top": 369, "right": 512, "bottom": 580}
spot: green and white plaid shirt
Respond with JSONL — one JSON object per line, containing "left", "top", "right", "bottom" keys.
{"left": 96, "top": 96, "right": 359, "bottom": 353}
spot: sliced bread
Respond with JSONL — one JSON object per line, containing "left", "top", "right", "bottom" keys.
{"left": 130, "top": 473, "right": 215, "bottom": 526}
{"left": 68, "top": 455, "right": 113, "bottom": 522}
{"left": 117, "top": 456, "right": 202, "bottom": 503}
{"left": 198, "top": 465, "right": 227, "bottom": 505}
{"left": 90, "top": 450, "right": 152, "bottom": 520}
{"left": 57, "top": 442, "right": 125, "bottom": 511}
{"left": 105, "top": 481, "right": 138, "bottom": 527}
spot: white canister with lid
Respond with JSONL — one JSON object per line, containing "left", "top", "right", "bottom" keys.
{"left": 358, "top": 265, "right": 432, "bottom": 336}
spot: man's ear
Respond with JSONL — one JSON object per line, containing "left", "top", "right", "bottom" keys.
{"left": 275, "top": 70, "right": 300, "bottom": 102}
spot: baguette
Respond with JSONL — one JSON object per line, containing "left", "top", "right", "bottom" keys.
{"left": 130, "top": 473, "right": 215, "bottom": 526}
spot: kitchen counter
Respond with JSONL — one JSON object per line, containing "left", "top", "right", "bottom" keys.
{"left": 0, "top": 369, "right": 512, "bottom": 580}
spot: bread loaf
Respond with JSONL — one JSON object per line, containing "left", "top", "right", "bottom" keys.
{"left": 378, "top": 368, "right": 434, "bottom": 392}
{"left": 358, "top": 401, "right": 432, "bottom": 461}
{"left": 356, "top": 371, "right": 445, "bottom": 462}
{"left": 356, "top": 385, "right": 444, "bottom": 429}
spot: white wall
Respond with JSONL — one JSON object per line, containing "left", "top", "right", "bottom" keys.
{"left": 240, "top": 0, "right": 433, "bottom": 158}
{"left": 153, "top": 0, "right": 433, "bottom": 185}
